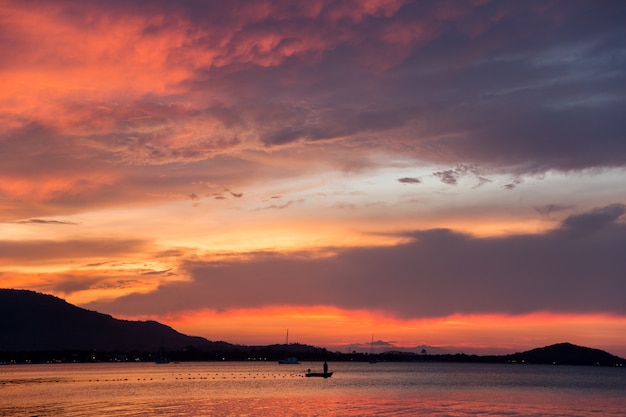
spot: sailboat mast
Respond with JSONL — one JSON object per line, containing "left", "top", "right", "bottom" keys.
{"left": 369, "top": 334, "right": 378, "bottom": 363}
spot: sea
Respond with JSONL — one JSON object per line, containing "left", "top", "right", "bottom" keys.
{"left": 1, "top": 361, "right": 625, "bottom": 416}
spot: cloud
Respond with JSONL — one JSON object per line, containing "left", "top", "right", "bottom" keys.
{"left": 432, "top": 164, "right": 489, "bottom": 186}
{"left": 88, "top": 204, "right": 626, "bottom": 318}
{"left": 0, "top": 0, "right": 624, "bottom": 231}
{"left": 3, "top": 1, "right": 626, "bottom": 330}
{"left": 433, "top": 169, "right": 460, "bottom": 185}
{"left": 48, "top": 271, "right": 169, "bottom": 299}
{"left": 255, "top": 199, "right": 303, "bottom": 210}
{"left": 534, "top": 203, "right": 572, "bottom": 217}
{"left": 561, "top": 203, "right": 625, "bottom": 234}
{"left": 140, "top": 269, "right": 174, "bottom": 276}
{"left": 51, "top": 275, "right": 110, "bottom": 294}
{"left": 398, "top": 177, "right": 421, "bottom": 184}
{"left": 9, "top": 219, "right": 79, "bottom": 225}
{"left": 2, "top": 0, "right": 624, "bottom": 182}
{"left": 0, "top": 239, "right": 151, "bottom": 263}
{"left": 502, "top": 177, "right": 523, "bottom": 190}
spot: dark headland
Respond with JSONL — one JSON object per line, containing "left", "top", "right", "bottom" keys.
{"left": 1, "top": 289, "right": 624, "bottom": 366}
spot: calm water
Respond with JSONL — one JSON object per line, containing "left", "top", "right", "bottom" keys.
{"left": 1, "top": 361, "right": 625, "bottom": 416}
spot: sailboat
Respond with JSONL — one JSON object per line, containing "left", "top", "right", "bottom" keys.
{"left": 278, "top": 357, "right": 299, "bottom": 364}
{"left": 278, "top": 329, "right": 300, "bottom": 364}
{"left": 154, "top": 348, "right": 170, "bottom": 364}
{"left": 369, "top": 335, "right": 377, "bottom": 364}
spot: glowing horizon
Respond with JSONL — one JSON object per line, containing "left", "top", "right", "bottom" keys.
{"left": 117, "top": 306, "right": 626, "bottom": 358}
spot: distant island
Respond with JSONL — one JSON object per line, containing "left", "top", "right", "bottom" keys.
{"left": 1, "top": 289, "right": 624, "bottom": 366}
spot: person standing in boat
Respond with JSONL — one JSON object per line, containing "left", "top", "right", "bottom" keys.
{"left": 323, "top": 361, "right": 328, "bottom": 374}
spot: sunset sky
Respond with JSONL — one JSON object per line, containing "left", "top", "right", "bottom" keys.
{"left": 2, "top": 0, "right": 625, "bottom": 357}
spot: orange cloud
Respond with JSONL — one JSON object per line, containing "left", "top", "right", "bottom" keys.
{"left": 1, "top": 269, "right": 181, "bottom": 306}
{"left": 0, "top": 171, "right": 119, "bottom": 203}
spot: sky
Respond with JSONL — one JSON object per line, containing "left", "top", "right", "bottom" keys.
{"left": 1, "top": 0, "right": 626, "bottom": 357}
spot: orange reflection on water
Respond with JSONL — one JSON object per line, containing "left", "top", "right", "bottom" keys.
{"left": 3, "top": 362, "right": 626, "bottom": 417}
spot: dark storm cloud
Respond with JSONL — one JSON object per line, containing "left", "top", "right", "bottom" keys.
{"left": 89, "top": 203, "right": 626, "bottom": 317}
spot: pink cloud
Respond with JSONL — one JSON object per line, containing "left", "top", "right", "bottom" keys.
{"left": 1, "top": 0, "right": 623, "bottom": 214}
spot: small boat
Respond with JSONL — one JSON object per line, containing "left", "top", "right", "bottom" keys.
{"left": 277, "top": 330, "right": 299, "bottom": 364}
{"left": 369, "top": 335, "right": 377, "bottom": 364}
{"left": 278, "top": 357, "right": 299, "bottom": 364}
{"left": 154, "top": 349, "right": 170, "bottom": 364}
{"left": 305, "top": 371, "right": 333, "bottom": 378}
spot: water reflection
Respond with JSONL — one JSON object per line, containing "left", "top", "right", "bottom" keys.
{"left": 1, "top": 362, "right": 625, "bottom": 416}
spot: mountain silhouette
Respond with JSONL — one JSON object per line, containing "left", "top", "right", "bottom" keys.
{"left": 1, "top": 289, "right": 624, "bottom": 367}
{"left": 504, "top": 342, "right": 624, "bottom": 366}
{"left": 0, "top": 289, "right": 227, "bottom": 352}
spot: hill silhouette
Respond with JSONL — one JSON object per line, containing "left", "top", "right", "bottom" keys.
{"left": 503, "top": 342, "right": 624, "bottom": 366}
{"left": 1, "top": 289, "right": 624, "bottom": 366}
{"left": 0, "top": 289, "right": 228, "bottom": 352}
